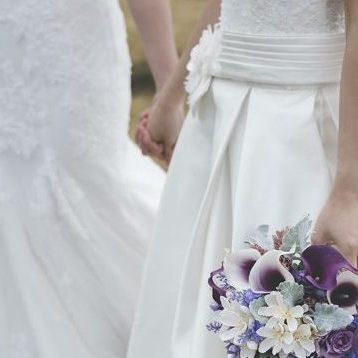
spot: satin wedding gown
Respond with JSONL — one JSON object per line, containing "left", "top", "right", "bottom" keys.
{"left": 128, "top": 1, "right": 345, "bottom": 357}
{"left": 0, "top": 1, "right": 164, "bottom": 357}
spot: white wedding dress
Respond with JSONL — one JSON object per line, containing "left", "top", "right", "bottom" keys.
{"left": 127, "top": 1, "right": 346, "bottom": 357}
{"left": 0, "top": 1, "right": 164, "bottom": 357}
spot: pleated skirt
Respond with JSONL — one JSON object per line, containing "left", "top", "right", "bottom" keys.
{"left": 128, "top": 32, "right": 342, "bottom": 358}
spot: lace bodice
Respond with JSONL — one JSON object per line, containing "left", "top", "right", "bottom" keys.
{"left": 0, "top": 0, "right": 131, "bottom": 159}
{"left": 221, "top": 0, "right": 345, "bottom": 35}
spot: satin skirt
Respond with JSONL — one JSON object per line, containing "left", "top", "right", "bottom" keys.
{"left": 127, "top": 34, "right": 341, "bottom": 358}
{"left": 128, "top": 81, "right": 340, "bottom": 357}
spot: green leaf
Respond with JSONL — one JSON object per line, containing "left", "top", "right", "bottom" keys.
{"left": 248, "top": 225, "right": 274, "bottom": 251}
{"left": 313, "top": 303, "right": 354, "bottom": 333}
{"left": 280, "top": 215, "right": 312, "bottom": 254}
{"left": 249, "top": 296, "right": 268, "bottom": 323}
{"left": 277, "top": 282, "right": 304, "bottom": 306}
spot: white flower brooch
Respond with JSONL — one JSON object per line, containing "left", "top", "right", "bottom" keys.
{"left": 185, "top": 24, "right": 221, "bottom": 115}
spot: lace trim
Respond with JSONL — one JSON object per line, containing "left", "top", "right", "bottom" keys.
{"left": 220, "top": 0, "right": 345, "bottom": 35}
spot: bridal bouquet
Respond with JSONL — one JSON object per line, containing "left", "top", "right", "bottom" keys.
{"left": 207, "top": 216, "right": 358, "bottom": 358}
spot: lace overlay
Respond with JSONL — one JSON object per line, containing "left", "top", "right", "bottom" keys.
{"left": 0, "top": 0, "right": 131, "bottom": 159}
{"left": 221, "top": 0, "right": 345, "bottom": 35}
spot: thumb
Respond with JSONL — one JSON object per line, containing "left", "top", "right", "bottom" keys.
{"left": 311, "top": 221, "right": 328, "bottom": 246}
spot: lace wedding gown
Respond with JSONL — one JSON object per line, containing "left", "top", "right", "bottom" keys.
{"left": 127, "top": 1, "right": 346, "bottom": 357}
{"left": 0, "top": 1, "right": 164, "bottom": 357}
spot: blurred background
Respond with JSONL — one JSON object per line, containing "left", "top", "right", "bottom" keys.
{"left": 119, "top": 0, "right": 205, "bottom": 139}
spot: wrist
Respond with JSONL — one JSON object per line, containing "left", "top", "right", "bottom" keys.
{"left": 334, "top": 162, "right": 358, "bottom": 193}
{"left": 153, "top": 60, "right": 179, "bottom": 92}
{"left": 155, "top": 85, "right": 185, "bottom": 109}
{"left": 331, "top": 176, "right": 358, "bottom": 201}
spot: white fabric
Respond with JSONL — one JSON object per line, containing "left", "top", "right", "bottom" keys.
{"left": 127, "top": 1, "right": 344, "bottom": 358}
{"left": 221, "top": 0, "right": 345, "bottom": 35}
{"left": 0, "top": 1, "right": 164, "bottom": 357}
{"left": 215, "top": 32, "right": 345, "bottom": 86}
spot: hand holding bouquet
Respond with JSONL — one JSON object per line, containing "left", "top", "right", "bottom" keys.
{"left": 207, "top": 216, "right": 358, "bottom": 358}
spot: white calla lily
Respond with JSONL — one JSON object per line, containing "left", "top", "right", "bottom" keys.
{"left": 249, "top": 250, "right": 295, "bottom": 293}
{"left": 224, "top": 249, "right": 261, "bottom": 291}
{"left": 327, "top": 270, "right": 358, "bottom": 313}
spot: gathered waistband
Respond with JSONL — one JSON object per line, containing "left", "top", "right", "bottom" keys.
{"left": 212, "top": 31, "right": 346, "bottom": 86}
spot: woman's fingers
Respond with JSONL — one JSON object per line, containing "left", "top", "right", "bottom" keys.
{"left": 313, "top": 218, "right": 358, "bottom": 267}
{"left": 135, "top": 112, "right": 148, "bottom": 145}
{"left": 313, "top": 232, "right": 357, "bottom": 267}
{"left": 137, "top": 126, "right": 164, "bottom": 158}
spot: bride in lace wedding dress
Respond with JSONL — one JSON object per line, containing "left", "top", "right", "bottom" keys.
{"left": 129, "top": 0, "right": 356, "bottom": 357}
{"left": 0, "top": 0, "right": 177, "bottom": 357}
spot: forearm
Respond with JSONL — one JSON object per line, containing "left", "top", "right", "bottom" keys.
{"left": 160, "top": 0, "right": 221, "bottom": 104}
{"left": 335, "top": 1, "right": 358, "bottom": 193}
{"left": 127, "top": 0, "right": 178, "bottom": 90}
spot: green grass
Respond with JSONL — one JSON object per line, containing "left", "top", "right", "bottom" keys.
{"left": 120, "top": 0, "right": 205, "bottom": 138}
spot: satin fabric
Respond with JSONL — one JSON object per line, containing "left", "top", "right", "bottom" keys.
{"left": 128, "top": 77, "right": 340, "bottom": 358}
{"left": 215, "top": 32, "right": 345, "bottom": 85}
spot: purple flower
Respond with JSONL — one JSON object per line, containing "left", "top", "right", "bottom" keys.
{"left": 291, "top": 269, "right": 327, "bottom": 303}
{"left": 224, "top": 249, "right": 261, "bottom": 291}
{"left": 225, "top": 342, "right": 240, "bottom": 358}
{"left": 328, "top": 270, "right": 358, "bottom": 311}
{"left": 243, "top": 289, "right": 262, "bottom": 306}
{"left": 206, "top": 321, "right": 222, "bottom": 333}
{"left": 248, "top": 250, "right": 295, "bottom": 292}
{"left": 208, "top": 265, "right": 228, "bottom": 305}
{"left": 302, "top": 245, "right": 357, "bottom": 290}
{"left": 317, "top": 329, "right": 356, "bottom": 357}
{"left": 352, "top": 315, "right": 358, "bottom": 328}
{"left": 226, "top": 289, "right": 262, "bottom": 307}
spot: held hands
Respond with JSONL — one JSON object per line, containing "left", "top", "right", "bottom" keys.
{"left": 313, "top": 186, "right": 358, "bottom": 267}
{"left": 136, "top": 94, "right": 185, "bottom": 164}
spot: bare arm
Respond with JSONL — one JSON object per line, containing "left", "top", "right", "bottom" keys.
{"left": 335, "top": 0, "right": 358, "bottom": 191}
{"left": 159, "top": 0, "right": 222, "bottom": 104}
{"left": 313, "top": 1, "right": 358, "bottom": 265}
{"left": 127, "top": 0, "right": 178, "bottom": 90}
{"left": 138, "top": 0, "right": 221, "bottom": 161}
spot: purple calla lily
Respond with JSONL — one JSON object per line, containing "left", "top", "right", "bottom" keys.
{"left": 248, "top": 250, "right": 295, "bottom": 293}
{"left": 328, "top": 270, "right": 358, "bottom": 313}
{"left": 223, "top": 249, "right": 261, "bottom": 291}
{"left": 208, "top": 265, "right": 228, "bottom": 305}
{"left": 301, "top": 245, "right": 358, "bottom": 290}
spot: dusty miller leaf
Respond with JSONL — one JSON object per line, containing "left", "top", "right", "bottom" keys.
{"left": 247, "top": 225, "right": 274, "bottom": 251}
{"left": 280, "top": 215, "right": 312, "bottom": 254}
{"left": 249, "top": 296, "right": 268, "bottom": 324}
{"left": 278, "top": 281, "right": 304, "bottom": 306}
{"left": 313, "top": 303, "right": 354, "bottom": 333}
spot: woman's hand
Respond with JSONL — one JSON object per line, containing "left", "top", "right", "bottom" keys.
{"left": 313, "top": 186, "right": 358, "bottom": 267}
{"left": 136, "top": 93, "right": 185, "bottom": 163}
{"left": 136, "top": 108, "right": 164, "bottom": 158}
{"left": 147, "top": 96, "right": 185, "bottom": 163}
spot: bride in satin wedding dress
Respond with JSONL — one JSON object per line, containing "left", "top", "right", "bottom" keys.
{"left": 0, "top": 0, "right": 177, "bottom": 357}
{"left": 132, "top": 0, "right": 358, "bottom": 357}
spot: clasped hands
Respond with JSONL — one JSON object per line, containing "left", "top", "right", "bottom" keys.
{"left": 135, "top": 95, "right": 185, "bottom": 165}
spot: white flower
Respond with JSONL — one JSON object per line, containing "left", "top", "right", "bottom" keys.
{"left": 240, "top": 341, "right": 258, "bottom": 358}
{"left": 257, "top": 320, "right": 294, "bottom": 356}
{"left": 290, "top": 323, "right": 316, "bottom": 358}
{"left": 257, "top": 313, "right": 316, "bottom": 358}
{"left": 216, "top": 297, "right": 255, "bottom": 342}
{"left": 185, "top": 24, "right": 221, "bottom": 113}
{"left": 258, "top": 292, "right": 307, "bottom": 332}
